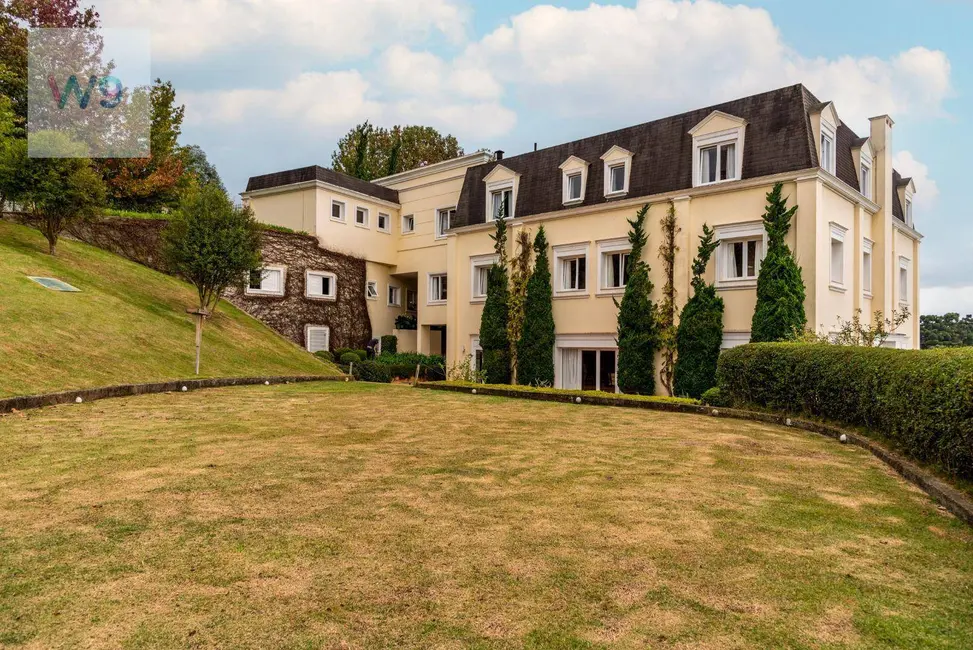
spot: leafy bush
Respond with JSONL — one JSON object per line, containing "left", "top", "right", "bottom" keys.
{"left": 700, "top": 387, "right": 729, "bottom": 407}
{"left": 353, "top": 349, "right": 368, "bottom": 361}
{"left": 674, "top": 224, "right": 723, "bottom": 398}
{"left": 314, "top": 350, "right": 334, "bottom": 362}
{"left": 380, "top": 335, "right": 397, "bottom": 356}
{"left": 339, "top": 352, "right": 361, "bottom": 365}
{"left": 353, "top": 361, "right": 393, "bottom": 383}
{"left": 395, "top": 314, "right": 417, "bottom": 330}
{"left": 374, "top": 352, "right": 444, "bottom": 368}
{"left": 717, "top": 343, "right": 973, "bottom": 480}
{"left": 334, "top": 347, "right": 354, "bottom": 360}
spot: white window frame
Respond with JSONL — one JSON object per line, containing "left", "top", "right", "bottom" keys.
{"left": 377, "top": 212, "right": 391, "bottom": 234}
{"left": 905, "top": 196, "right": 914, "bottom": 227}
{"left": 829, "top": 222, "right": 847, "bottom": 291}
{"left": 859, "top": 156, "right": 872, "bottom": 200}
{"left": 862, "top": 238, "right": 873, "bottom": 298}
{"left": 692, "top": 128, "right": 744, "bottom": 187}
{"left": 305, "top": 270, "right": 337, "bottom": 301}
{"left": 714, "top": 222, "right": 766, "bottom": 290}
{"left": 553, "top": 242, "right": 590, "bottom": 296}
{"left": 596, "top": 238, "right": 631, "bottom": 295}
{"left": 820, "top": 122, "right": 836, "bottom": 175}
{"left": 305, "top": 325, "right": 330, "bottom": 354}
{"left": 355, "top": 206, "right": 369, "bottom": 228}
{"left": 388, "top": 284, "right": 401, "bottom": 307}
{"left": 470, "top": 254, "right": 498, "bottom": 303}
{"left": 600, "top": 146, "right": 633, "bottom": 199}
{"left": 428, "top": 273, "right": 448, "bottom": 305}
{"left": 435, "top": 207, "right": 455, "bottom": 240}
{"left": 899, "top": 257, "right": 910, "bottom": 306}
{"left": 559, "top": 155, "right": 589, "bottom": 206}
{"left": 331, "top": 200, "right": 346, "bottom": 223}
{"left": 401, "top": 213, "right": 415, "bottom": 234}
{"left": 487, "top": 182, "right": 514, "bottom": 221}
{"left": 366, "top": 280, "right": 379, "bottom": 301}
{"left": 244, "top": 265, "right": 286, "bottom": 297}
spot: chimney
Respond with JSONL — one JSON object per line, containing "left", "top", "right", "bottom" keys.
{"left": 495, "top": 150, "right": 504, "bottom": 161}
{"left": 869, "top": 115, "right": 894, "bottom": 212}
{"left": 534, "top": 142, "right": 538, "bottom": 152}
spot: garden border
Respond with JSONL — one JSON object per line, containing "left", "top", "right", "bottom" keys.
{"left": 0, "top": 375, "right": 351, "bottom": 415}
{"left": 417, "top": 382, "right": 973, "bottom": 527}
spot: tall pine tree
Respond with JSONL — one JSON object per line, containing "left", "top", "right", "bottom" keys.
{"left": 517, "top": 226, "right": 555, "bottom": 386}
{"left": 616, "top": 204, "right": 657, "bottom": 395}
{"left": 480, "top": 212, "right": 511, "bottom": 384}
{"left": 751, "top": 182, "right": 807, "bottom": 342}
{"left": 673, "top": 224, "right": 724, "bottom": 398}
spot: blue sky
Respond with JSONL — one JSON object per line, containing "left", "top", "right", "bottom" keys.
{"left": 95, "top": 0, "right": 971, "bottom": 314}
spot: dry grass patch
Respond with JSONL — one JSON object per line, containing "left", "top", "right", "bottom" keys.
{"left": 0, "top": 382, "right": 971, "bottom": 649}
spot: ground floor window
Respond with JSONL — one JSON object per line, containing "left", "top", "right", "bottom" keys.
{"left": 560, "top": 347, "right": 617, "bottom": 392}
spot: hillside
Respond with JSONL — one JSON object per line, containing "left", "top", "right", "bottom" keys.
{"left": 0, "top": 221, "right": 338, "bottom": 398}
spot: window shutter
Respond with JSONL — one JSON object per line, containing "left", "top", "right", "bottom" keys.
{"left": 307, "top": 327, "right": 330, "bottom": 353}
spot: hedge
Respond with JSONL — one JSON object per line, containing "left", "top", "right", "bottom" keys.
{"left": 353, "top": 361, "right": 392, "bottom": 383}
{"left": 380, "top": 335, "right": 397, "bottom": 355}
{"left": 717, "top": 343, "right": 973, "bottom": 480}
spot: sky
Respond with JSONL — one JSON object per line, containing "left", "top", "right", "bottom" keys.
{"left": 91, "top": 0, "right": 972, "bottom": 315}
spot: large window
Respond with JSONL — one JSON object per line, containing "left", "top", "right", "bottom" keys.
{"left": 245, "top": 266, "right": 285, "bottom": 296}
{"left": 830, "top": 228, "right": 845, "bottom": 289}
{"left": 436, "top": 207, "right": 455, "bottom": 239}
{"left": 331, "top": 200, "right": 345, "bottom": 222}
{"left": 490, "top": 188, "right": 512, "bottom": 220}
{"left": 429, "top": 273, "right": 448, "bottom": 303}
{"left": 862, "top": 239, "right": 873, "bottom": 297}
{"left": 714, "top": 222, "right": 765, "bottom": 289}
{"left": 700, "top": 142, "right": 736, "bottom": 185}
{"left": 305, "top": 270, "right": 337, "bottom": 300}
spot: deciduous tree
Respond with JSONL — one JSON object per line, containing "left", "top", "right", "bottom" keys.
{"left": 331, "top": 123, "right": 463, "bottom": 180}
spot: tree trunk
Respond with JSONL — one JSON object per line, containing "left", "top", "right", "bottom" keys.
{"left": 194, "top": 313, "right": 204, "bottom": 375}
{"left": 48, "top": 237, "right": 57, "bottom": 256}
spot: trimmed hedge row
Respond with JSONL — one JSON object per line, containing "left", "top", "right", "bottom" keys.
{"left": 717, "top": 343, "right": 973, "bottom": 480}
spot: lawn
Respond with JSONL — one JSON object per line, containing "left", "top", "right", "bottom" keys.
{"left": 0, "top": 221, "right": 336, "bottom": 398}
{"left": 1, "top": 383, "right": 971, "bottom": 649}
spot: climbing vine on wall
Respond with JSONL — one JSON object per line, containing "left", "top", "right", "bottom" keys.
{"left": 657, "top": 201, "right": 680, "bottom": 396}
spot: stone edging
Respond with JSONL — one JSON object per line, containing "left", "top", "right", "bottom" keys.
{"left": 417, "top": 383, "right": 973, "bottom": 527}
{"left": 0, "top": 375, "right": 351, "bottom": 415}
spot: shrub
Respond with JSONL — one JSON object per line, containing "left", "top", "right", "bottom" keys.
{"left": 339, "top": 352, "right": 361, "bottom": 365}
{"left": 353, "top": 361, "right": 393, "bottom": 383}
{"left": 314, "top": 350, "right": 334, "bottom": 362}
{"left": 700, "top": 387, "right": 729, "bottom": 407}
{"left": 518, "top": 226, "right": 555, "bottom": 386}
{"left": 395, "top": 314, "right": 417, "bottom": 330}
{"left": 674, "top": 224, "right": 724, "bottom": 398}
{"left": 334, "top": 347, "right": 354, "bottom": 360}
{"left": 374, "top": 352, "right": 444, "bottom": 368}
{"left": 380, "top": 335, "right": 397, "bottom": 356}
{"left": 616, "top": 204, "right": 657, "bottom": 395}
{"left": 353, "top": 349, "right": 368, "bottom": 361}
{"left": 751, "top": 183, "right": 806, "bottom": 342}
{"left": 717, "top": 343, "right": 973, "bottom": 480}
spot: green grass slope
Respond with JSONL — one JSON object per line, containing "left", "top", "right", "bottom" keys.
{"left": 0, "top": 221, "right": 338, "bottom": 398}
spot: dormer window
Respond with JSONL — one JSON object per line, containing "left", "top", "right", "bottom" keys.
{"left": 559, "top": 155, "right": 589, "bottom": 206}
{"left": 860, "top": 161, "right": 871, "bottom": 200}
{"left": 820, "top": 123, "right": 836, "bottom": 174}
{"left": 483, "top": 164, "right": 519, "bottom": 222}
{"left": 690, "top": 111, "right": 747, "bottom": 188}
{"left": 905, "top": 197, "right": 913, "bottom": 226}
{"left": 600, "top": 146, "right": 633, "bottom": 198}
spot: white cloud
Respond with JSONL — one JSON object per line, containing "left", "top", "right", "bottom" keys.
{"left": 458, "top": 0, "right": 952, "bottom": 131}
{"left": 96, "top": 0, "right": 469, "bottom": 61}
{"left": 892, "top": 151, "right": 939, "bottom": 212}
{"left": 921, "top": 286, "right": 973, "bottom": 316}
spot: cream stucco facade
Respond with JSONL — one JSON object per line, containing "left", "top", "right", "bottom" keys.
{"left": 242, "top": 87, "right": 923, "bottom": 394}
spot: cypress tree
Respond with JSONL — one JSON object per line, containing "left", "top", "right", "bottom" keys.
{"left": 751, "top": 182, "right": 807, "bottom": 342}
{"left": 517, "top": 226, "right": 555, "bottom": 386}
{"left": 673, "top": 224, "right": 724, "bottom": 398}
{"left": 480, "top": 213, "right": 510, "bottom": 384}
{"left": 615, "top": 204, "right": 657, "bottom": 395}
{"left": 507, "top": 230, "right": 533, "bottom": 382}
